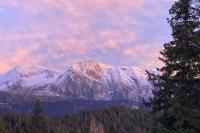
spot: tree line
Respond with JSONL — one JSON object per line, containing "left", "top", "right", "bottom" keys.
{"left": 0, "top": 100, "right": 152, "bottom": 133}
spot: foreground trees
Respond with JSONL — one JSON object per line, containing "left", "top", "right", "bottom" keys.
{"left": 147, "top": 0, "right": 200, "bottom": 132}
{"left": 0, "top": 106, "right": 152, "bottom": 133}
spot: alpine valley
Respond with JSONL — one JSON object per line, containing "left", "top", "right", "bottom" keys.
{"left": 0, "top": 60, "right": 153, "bottom": 115}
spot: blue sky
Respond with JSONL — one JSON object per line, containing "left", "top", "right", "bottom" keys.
{"left": 0, "top": 0, "right": 174, "bottom": 73}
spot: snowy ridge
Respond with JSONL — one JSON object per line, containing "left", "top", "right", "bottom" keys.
{"left": 0, "top": 65, "right": 60, "bottom": 92}
{"left": 0, "top": 60, "right": 153, "bottom": 103}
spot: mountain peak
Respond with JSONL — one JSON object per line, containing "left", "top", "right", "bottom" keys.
{"left": 0, "top": 65, "right": 59, "bottom": 86}
{"left": 13, "top": 65, "right": 28, "bottom": 73}
{"left": 11, "top": 65, "right": 60, "bottom": 75}
{"left": 75, "top": 59, "right": 100, "bottom": 66}
{"left": 0, "top": 60, "right": 153, "bottom": 102}
{"left": 71, "top": 59, "right": 103, "bottom": 73}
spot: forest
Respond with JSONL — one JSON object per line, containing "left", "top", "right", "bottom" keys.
{"left": 0, "top": 100, "right": 152, "bottom": 133}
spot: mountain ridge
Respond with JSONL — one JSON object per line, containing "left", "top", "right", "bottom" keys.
{"left": 0, "top": 60, "right": 153, "bottom": 104}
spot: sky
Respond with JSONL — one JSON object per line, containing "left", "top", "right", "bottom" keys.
{"left": 0, "top": 0, "right": 174, "bottom": 73}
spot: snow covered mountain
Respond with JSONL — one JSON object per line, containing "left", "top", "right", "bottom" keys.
{"left": 0, "top": 60, "right": 153, "bottom": 103}
{"left": 0, "top": 66, "right": 60, "bottom": 95}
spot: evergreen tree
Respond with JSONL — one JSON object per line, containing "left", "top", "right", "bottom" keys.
{"left": 31, "top": 99, "right": 48, "bottom": 133}
{"left": 147, "top": 0, "right": 200, "bottom": 132}
{"left": 0, "top": 116, "right": 6, "bottom": 133}
{"left": 0, "top": 107, "right": 152, "bottom": 133}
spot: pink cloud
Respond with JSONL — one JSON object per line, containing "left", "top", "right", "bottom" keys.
{"left": 122, "top": 43, "right": 163, "bottom": 68}
{"left": 0, "top": 61, "right": 10, "bottom": 73}
{"left": 0, "top": 0, "right": 173, "bottom": 73}
{"left": 97, "top": 29, "right": 138, "bottom": 49}
{"left": 0, "top": 0, "right": 173, "bottom": 16}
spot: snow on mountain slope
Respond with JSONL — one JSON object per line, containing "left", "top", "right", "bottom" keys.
{"left": 50, "top": 60, "right": 153, "bottom": 101}
{"left": 0, "top": 60, "right": 153, "bottom": 102}
{"left": 0, "top": 66, "right": 60, "bottom": 93}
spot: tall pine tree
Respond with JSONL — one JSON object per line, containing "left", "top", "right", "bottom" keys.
{"left": 147, "top": 0, "right": 200, "bottom": 132}
{"left": 31, "top": 99, "right": 48, "bottom": 133}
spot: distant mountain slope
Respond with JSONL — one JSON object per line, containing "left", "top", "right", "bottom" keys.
{"left": 52, "top": 60, "right": 152, "bottom": 101}
{"left": 0, "top": 60, "right": 153, "bottom": 113}
{"left": 0, "top": 65, "right": 60, "bottom": 96}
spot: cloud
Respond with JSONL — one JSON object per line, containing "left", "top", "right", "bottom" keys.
{"left": 97, "top": 29, "right": 138, "bottom": 49}
{"left": 0, "top": 0, "right": 173, "bottom": 16}
{"left": 0, "top": 61, "right": 10, "bottom": 73}
{"left": 0, "top": 0, "right": 173, "bottom": 73}
{"left": 122, "top": 42, "right": 164, "bottom": 68}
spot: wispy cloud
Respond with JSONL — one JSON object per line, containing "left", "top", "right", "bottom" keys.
{"left": 122, "top": 42, "right": 163, "bottom": 68}
{"left": 0, "top": 0, "right": 173, "bottom": 73}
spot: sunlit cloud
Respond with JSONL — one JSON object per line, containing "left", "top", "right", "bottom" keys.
{"left": 122, "top": 42, "right": 163, "bottom": 68}
{"left": 0, "top": 0, "right": 173, "bottom": 73}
